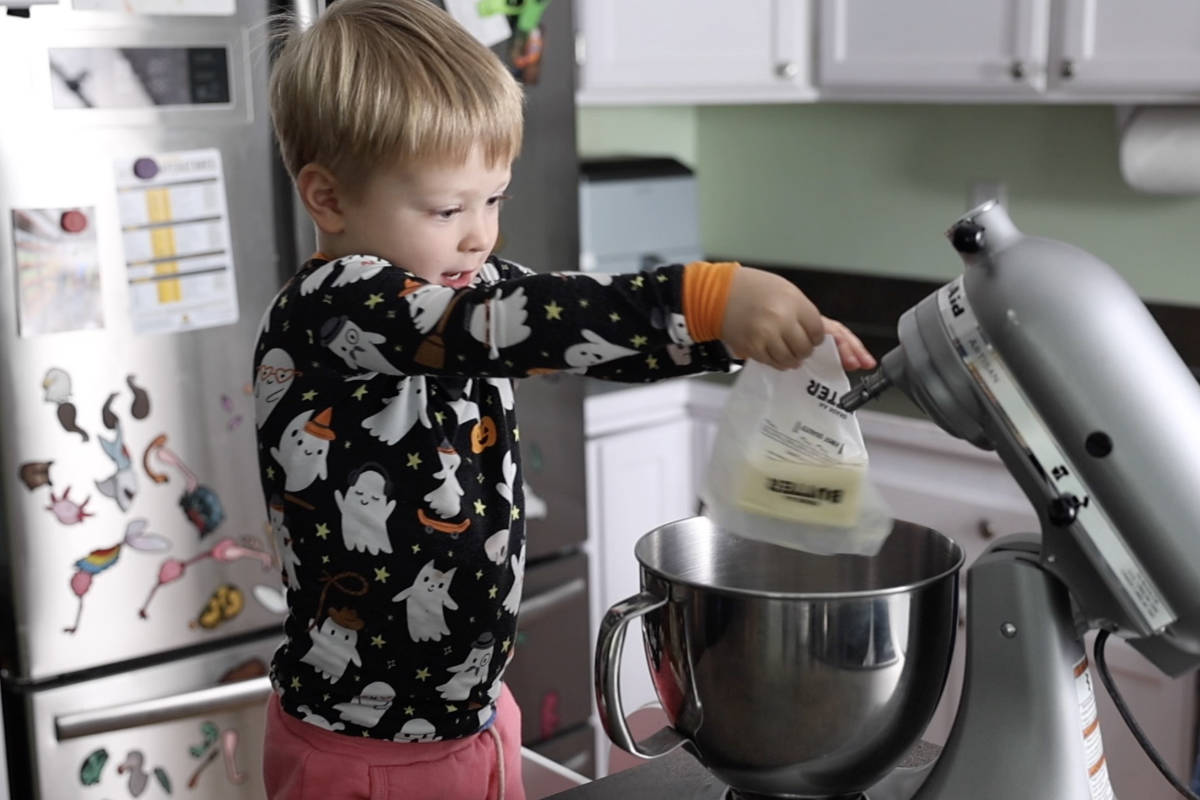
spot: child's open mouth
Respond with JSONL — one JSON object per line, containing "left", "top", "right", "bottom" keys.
{"left": 441, "top": 270, "right": 474, "bottom": 289}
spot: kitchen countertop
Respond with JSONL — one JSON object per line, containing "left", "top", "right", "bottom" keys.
{"left": 547, "top": 749, "right": 727, "bottom": 799}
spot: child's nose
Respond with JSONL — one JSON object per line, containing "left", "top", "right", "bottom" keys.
{"left": 460, "top": 214, "right": 492, "bottom": 252}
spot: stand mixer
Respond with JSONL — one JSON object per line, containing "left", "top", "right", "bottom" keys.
{"left": 596, "top": 202, "right": 1200, "bottom": 799}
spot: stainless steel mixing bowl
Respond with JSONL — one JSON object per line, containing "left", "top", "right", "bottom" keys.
{"left": 595, "top": 516, "right": 963, "bottom": 799}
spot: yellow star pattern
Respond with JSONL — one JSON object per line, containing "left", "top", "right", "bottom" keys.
{"left": 630, "top": 275, "right": 645, "bottom": 288}
{"left": 474, "top": 499, "right": 486, "bottom": 515}
{"left": 514, "top": 427, "right": 520, "bottom": 441}
{"left": 278, "top": 295, "right": 289, "bottom": 308}
{"left": 544, "top": 301, "right": 563, "bottom": 320}
{"left": 476, "top": 569, "right": 484, "bottom": 579}
{"left": 488, "top": 585, "right": 498, "bottom": 598}
{"left": 352, "top": 384, "right": 368, "bottom": 400}
{"left": 609, "top": 312, "right": 621, "bottom": 323}
{"left": 412, "top": 543, "right": 421, "bottom": 554}
{"left": 646, "top": 355, "right": 659, "bottom": 369}
{"left": 291, "top": 676, "right": 301, "bottom": 690}
{"left": 630, "top": 334, "right": 648, "bottom": 348}
{"left": 315, "top": 523, "right": 330, "bottom": 539}
{"left": 446, "top": 704, "right": 458, "bottom": 713}
{"left": 371, "top": 635, "right": 386, "bottom": 648}
{"left": 265, "top": 466, "right": 275, "bottom": 479}
{"left": 657, "top": 273, "right": 669, "bottom": 282}
{"left": 364, "top": 293, "right": 384, "bottom": 309}
{"left": 321, "top": 555, "right": 330, "bottom": 564}
{"left": 301, "top": 390, "right": 317, "bottom": 401}
{"left": 434, "top": 411, "right": 446, "bottom": 424}
{"left": 579, "top": 299, "right": 589, "bottom": 308}
{"left": 416, "top": 668, "right": 430, "bottom": 681}
{"left": 511, "top": 506, "right": 521, "bottom": 520}
{"left": 374, "top": 567, "right": 390, "bottom": 583}
{"left": 501, "top": 637, "right": 511, "bottom": 653}
{"left": 406, "top": 453, "right": 422, "bottom": 469}
{"left": 404, "top": 706, "right": 415, "bottom": 716}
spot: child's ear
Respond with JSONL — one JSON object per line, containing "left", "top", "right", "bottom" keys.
{"left": 296, "top": 163, "right": 346, "bottom": 235}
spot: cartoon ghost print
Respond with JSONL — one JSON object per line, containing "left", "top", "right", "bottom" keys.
{"left": 334, "top": 465, "right": 396, "bottom": 555}
{"left": 423, "top": 441, "right": 464, "bottom": 519}
{"left": 333, "top": 681, "right": 395, "bottom": 728}
{"left": 391, "top": 560, "right": 458, "bottom": 642}
{"left": 255, "top": 348, "right": 298, "bottom": 428}
{"left": 503, "top": 545, "right": 525, "bottom": 616}
{"left": 300, "top": 607, "right": 363, "bottom": 682}
{"left": 319, "top": 316, "right": 401, "bottom": 375}
{"left": 488, "top": 377, "right": 514, "bottom": 412}
{"left": 402, "top": 282, "right": 456, "bottom": 334}
{"left": 564, "top": 330, "right": 639, "bottom": 370}
{"left": 268, "top": 497, "right": 301, "bottom": 589}
{"left": 467, "top": 287, "right": 531, "bottom": 359}
{"left": 270, "top": 409, "right": 335, "bottom": 492}
{"left": 362, "top": 376, "right": 431, "bottom": 445}
{"left": 437, "top": 632, "right": 495, "bottom": 701}
{"left": 395, "top": 719, "right": 441, "bottom": 743}
{"left": 297, "top": 705, "right": 345, "bottom": 732}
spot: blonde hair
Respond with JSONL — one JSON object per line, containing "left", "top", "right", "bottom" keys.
{"left": 269, "top": 0, "right": 524, "bottom": 189}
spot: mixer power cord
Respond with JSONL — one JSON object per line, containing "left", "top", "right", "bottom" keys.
{"left": 1094, "top": 629, "right": 1200, "bottom": 800}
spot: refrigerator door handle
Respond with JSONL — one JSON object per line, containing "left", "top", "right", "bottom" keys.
{"left": 519, "top": 576, "right": 587, "bottom": 625}
{"left": 55, "top": 676, "right": 273, "bottom": 741}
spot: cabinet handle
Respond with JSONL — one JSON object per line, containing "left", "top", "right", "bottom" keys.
{"left": 1010, "top": 60, "right": 1026, "bottom": 80}
{"left": 977, "top": 519, "right": 996, "bottom": 540}
{"left": 775, "top": 61, "right": 800, "bottom": 80}
{"left": 1060, "top": 59, "right": 1075, "bottom": 79}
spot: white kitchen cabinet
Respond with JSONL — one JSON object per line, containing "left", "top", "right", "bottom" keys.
{"left": 585, "top": 383, "right": 700, "bottom": 735}
{"left": 817, "top": 0, "right": 1200, "bottom": 102}
{"left": 574, "top": 0, "right": 816, "bottom": 105}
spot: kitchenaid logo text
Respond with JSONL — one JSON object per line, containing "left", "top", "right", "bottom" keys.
{"left": 946, "top": 281, "right": 967, "bottom": 317}
{"left": 765, "top": 478, "right": 844, "bottom": 506}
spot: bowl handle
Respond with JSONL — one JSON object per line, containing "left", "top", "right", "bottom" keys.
{"left": 594, "top": 591, "right": 688, "bottom": 759}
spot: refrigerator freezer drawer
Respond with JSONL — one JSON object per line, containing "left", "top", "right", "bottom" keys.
{"left": 19, "top": 632, "right": 279, "bottom": 800}
{"left": 507, "top": 552, "right": 593, "bottom": 747}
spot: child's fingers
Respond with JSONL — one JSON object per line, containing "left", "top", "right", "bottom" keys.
{"left": 823, "top": 317, "right": 877, "bottom": 371}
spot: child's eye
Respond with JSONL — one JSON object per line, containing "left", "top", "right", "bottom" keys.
{"left": 487, "top": 193, "right": 510, "bottom": 207}
{"left": 434, "top": 207, "right": 461, "bottom": 220}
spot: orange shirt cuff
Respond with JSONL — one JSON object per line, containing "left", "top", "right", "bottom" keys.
{"left": 682, "top": 261, "right": 740, "bottom": 342}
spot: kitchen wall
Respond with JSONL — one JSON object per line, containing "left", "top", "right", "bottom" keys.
{"left": 578, "top": 104, "right": 1200, "bottom": 305}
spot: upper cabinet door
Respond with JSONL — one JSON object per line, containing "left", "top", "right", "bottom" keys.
{"left": 575, "top": 0, "right": 815, "bottom": 104}
{"left": 817, "top": 0, "right": 1050, "bottom": 98}
{"left": 1052, "top": 0, "right": 1200, "bottom": 96}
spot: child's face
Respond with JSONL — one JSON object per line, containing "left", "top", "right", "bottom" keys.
{"left": 340, "top": 144, "right": 511, "bottom": 289}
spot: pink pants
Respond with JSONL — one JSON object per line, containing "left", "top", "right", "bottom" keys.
{"left": 263, "top": 686, "right": 525, "bottom": 800}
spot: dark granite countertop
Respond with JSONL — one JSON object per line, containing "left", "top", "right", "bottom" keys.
{"left": 729, "top": 260, "right": 1200, "bottom": 380}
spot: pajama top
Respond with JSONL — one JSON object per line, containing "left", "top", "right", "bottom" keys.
{"left": 252, "top": 253, "right": 734, "bottom": 742}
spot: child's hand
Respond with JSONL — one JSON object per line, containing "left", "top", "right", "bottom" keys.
{"left": 824, "top": 317, "right": 877, "bottom": 372}
{"left": 720, "top": 268, "right": 825, "bottom": 370}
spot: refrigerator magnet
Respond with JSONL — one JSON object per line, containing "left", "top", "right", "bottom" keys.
{"left": 143, "top": 433, "right": 226, "bottom": 537}
{"left": 18, "top": 460, "right": 53, "bottom": 491}
{"left": 65, "top": 519, "right": 170, "bottom": 635}
{"left": 43, "top": 367, "right": 89, "bottom": 442}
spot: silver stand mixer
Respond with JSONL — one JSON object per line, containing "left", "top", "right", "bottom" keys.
{"left": 596, "top": 202, "right": 1200, "bottom": 799}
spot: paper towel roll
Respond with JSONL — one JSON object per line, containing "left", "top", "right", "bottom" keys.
{"left": 1119, "top": 106, "right": 1200, "bottom": 195}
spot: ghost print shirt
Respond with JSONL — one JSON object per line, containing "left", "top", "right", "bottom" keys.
{"left": 253, "top": 254, "right": 735, "bottom": 742}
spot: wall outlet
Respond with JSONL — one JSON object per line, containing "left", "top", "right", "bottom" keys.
{"left": 968, "top": 181, "right": 1008, "bottom": 210}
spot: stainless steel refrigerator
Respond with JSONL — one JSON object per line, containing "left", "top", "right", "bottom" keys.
{"left": 0, "top": 0, "right": 591, "bottom": 797}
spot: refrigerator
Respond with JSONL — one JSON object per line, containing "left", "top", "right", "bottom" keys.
{"left": 0, "top": 0, "right": 592, "bottom": 797}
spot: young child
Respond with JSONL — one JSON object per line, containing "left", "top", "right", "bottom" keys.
{"left": 254, "top": 1, "right": 875, "bottom": 798}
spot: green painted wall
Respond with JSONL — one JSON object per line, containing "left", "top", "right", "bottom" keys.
{"left": 576, "top": 106, "right": 698, "bottom": 166}
{"left": 578, "top": 104, "right": 1200, "bottom": 305}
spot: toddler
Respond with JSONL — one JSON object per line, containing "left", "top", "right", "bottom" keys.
{"left": 255, "top": 1, "right": 874, "bottom": 798}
